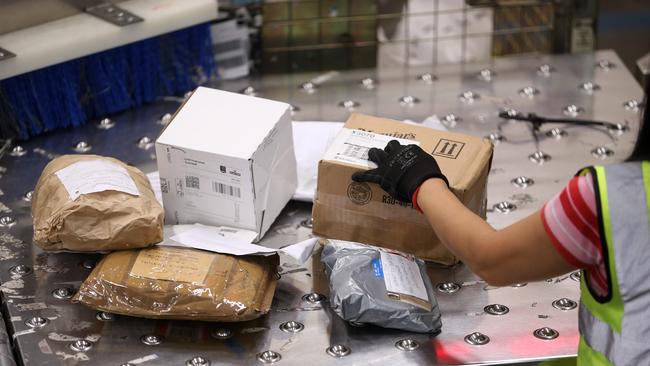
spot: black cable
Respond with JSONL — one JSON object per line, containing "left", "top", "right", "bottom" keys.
{"left": 498, "top": 111, "right": 621, "bottom": 130}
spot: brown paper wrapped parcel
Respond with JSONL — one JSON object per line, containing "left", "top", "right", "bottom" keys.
{"left": 73, "top": 246, "right": 279, "bottom": 321}
{"left": 32, "top": 154, "right": 163, "bottom": 251}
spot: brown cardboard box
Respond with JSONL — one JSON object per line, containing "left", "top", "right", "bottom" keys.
{"left": 312, "top": 113, "right": 493, "bottom": 265}
{"left": 73, "top": 246, "right": 278, "bottom": 322}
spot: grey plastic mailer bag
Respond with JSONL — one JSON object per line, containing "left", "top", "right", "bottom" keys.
{"left": 321, "top": 239, "right": 442, "bottom": 333}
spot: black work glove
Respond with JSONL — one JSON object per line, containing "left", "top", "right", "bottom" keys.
{"left": 351, "top": 140, "right": 449, "bottom": 203}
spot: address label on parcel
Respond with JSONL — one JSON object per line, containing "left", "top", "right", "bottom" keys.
{"left": 129, "top": 247, "right": 214, "bottom": 285}
{"left": 322, "top": 128, "right": 419, "bottom": 169}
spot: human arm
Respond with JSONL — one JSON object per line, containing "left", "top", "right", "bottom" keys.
{"left": 416, "top": 178, "right": 576, "bottom": 286}
{"left": 352, "top": 140, "right": 579, "bottom": 286}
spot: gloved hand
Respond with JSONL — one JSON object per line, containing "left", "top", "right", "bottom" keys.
{"left": 351, "top": 140, "right": 449, "bottom": 204}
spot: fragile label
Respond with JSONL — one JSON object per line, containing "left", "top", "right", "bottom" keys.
{"left": 322, "top": 128, "right": 419, "bottom": 169}
{"left": 55, "top": 160, "right": 139, "bottom": 200}
{"left": 129, "top": 247, "right": 214, "bottom": 285}
{"left": 379, "top": 251, "right": 428, "bottom": 302}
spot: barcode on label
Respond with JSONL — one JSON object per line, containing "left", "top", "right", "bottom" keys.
{"left": 340, "top": 143, "right": 370, "bottom": 160}
{"left": 185, "top": 175, "right": 200, "bottom": 189}
{"left": 212, "top": 182, "right": 241, "bottom": 198}
{"left": 160, "top": 178, "right": 169, "bottom": 193}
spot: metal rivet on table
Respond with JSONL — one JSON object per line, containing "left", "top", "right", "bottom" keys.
{"left": 10, "top": 146, "right": 27, "bottom": 157}
{"left": 211, "top": 328, "right": 233, "bottom": 340}
{"left": 546, "top": 128, "right": 567, "bottom": 140}
{"left": 120, "top": 364, "right": 135, "bottom": 366}
{"left": 512, "top": 283, "right": 527, "bottom": 287}
{"left": 73, "top": 141, "right": 92, "bottom": 153}
{"left": 552, "top": 298, "right": 577, "bottom": 311}
{"left": 395, "top": 339, "right": 420, "bottom": 351}
{"left": 493, "top": 201, "right": 516, "bottom": 214}
{"left": 500, "top": 108, "right": 519, "bottom": 119}
{"left": 459, "top": 90, "right": 479, "bottom": 103}
{"left": 486, "top": 132, "right": 505, "bottom": 145}
{"left": 464, "top": 332, "right": 490, "bottom": 345}
{"left": 338, "top": 100, "right": 360, "bottom": 110}
{"left": 537, "top": 64, "right": 555, "bottom": 76}
{"left": 240, "top": 86, "right": 257, "bottom": 96}
{"left": 579, "top": 82, "right": 600, "bottom": 94}
{"left": 529, "top": 151, "right": 551, "bottom": 164}
{"left": 436, "top": 282, "right": 460, "bottom": 293}
{"left": 186, "top": 356, "right": 210, "bottom": 366}
{"left": 289, "top": 105, "right": 300, "bottom": 115}
{"left": 70, "top": 339, "right": 93, "bottom": 352}
{"left": 137, "top": 136, "right": 153, "bottom": 150}
{"left": 360, "top": 77, "right": 377, "bottom": 89}
{"left": 158, "top": 113, "right": 173, "bottom": 125}
{"left": 97, "top": 117, "right": 115, "bottom": 129}
{"left": 563, "top": 104, "right": 584, "bottom": 117}
{"left": 0, "top": 216, "right": 17, "bottom": 228}
{"left": 300, "top": 217, "right": 313, "bottom": 229}
{"left": 477, "top": 69, "right": 496, "bottom": 82}
{"left": 257, "top": 350, "right": 281, "bottom": 364}
{"left": 326, "top": 344, "right": 351, "bottom": 358}
{"left": 534, "top": 327, "right": 559, "bottom": 340}
{"left": 299, "top": 82, "right": 318, "bottom": 93}
{"left": 348, "top": 321, "right": 366, "bottom": 327}
{"left": 608, "top": 123, "right": 628, "bottom": 136}
{"left": 140, "top": 334, "right": 164, "bottom": 346}
{"left": 570, "top": 271, "right": 582, "bottom": 281}
{"left": 511, "top": 176, "right": 534, "bottom": 188}
{"left": 81, "top": 260, "right": 96, "bottom": 270}
{"left": 518, "top": 86, "right": 540, "bottom": 98}
{"left": 302, "top": 293, "right": 326, "bottom": 303}
{"left": 52, "top": 287, "right": 74, "bottom": 300}
{"left": 484, "top": 304, "right": 509, "bottom": 316}
{"left": 442, "top": 114, "right": 461, "bottom": 128}
{"left": 591, "top": 146, "right": 614, "bottom": 159}
{"left": 22, "top": 190, "right": 34, "bottom": 202}
{"left": 279, "top": 321, "right": 304, "bottom": 333}
{"left": 623, "top": 99, "right": 641, "bottom": 112}
{"left": 25, "top": 316, "right": 49, "bottom": 328}
{"left": 416, "top": 73, "right": 437, "bottom": 84}
{"left": 9, "top": 265, "right": 31, "bottom": 276}
{"left": 96, "top": 312, "right": 115, "bottom": 321}
{"left": 595, "top": 60, "right": 615, "bottom": 71}
{"left": 398, "top": 95, "right": 420, "bottom": 106}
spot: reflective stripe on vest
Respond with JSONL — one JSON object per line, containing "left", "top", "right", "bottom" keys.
{"left": 577, "top": 161, "right": 650, "bottom": 365}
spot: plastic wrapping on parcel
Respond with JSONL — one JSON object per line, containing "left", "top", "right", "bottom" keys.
{"left": 321, "top": 240, "right": 442, "bottom": 333}
{"left": 32, "top": 154, "right": 164, "bottom": 251}
{"left": 73, "top": 246, "right": 279, "bottom": 321}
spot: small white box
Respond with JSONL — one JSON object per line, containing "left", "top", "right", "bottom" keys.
{"left": 155, "top": 86, "right": 297, "bottom": 241}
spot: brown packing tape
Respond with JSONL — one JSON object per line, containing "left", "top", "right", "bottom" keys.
{"left": 31, "top": 155, "right": 164, "bottom": 251}
{"left": 73, "top": 247, "right": 279, "bottom": 322}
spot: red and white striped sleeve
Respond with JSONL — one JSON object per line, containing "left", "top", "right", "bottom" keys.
{"left": 541, "top": 174, "right": 608, "bottom": 296}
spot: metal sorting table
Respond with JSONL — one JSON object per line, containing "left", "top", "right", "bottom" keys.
{"left": 0, "top": 50, "right": 644, "bottom": 366}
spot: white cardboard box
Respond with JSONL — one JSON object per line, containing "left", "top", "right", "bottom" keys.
{"left": 155, "top": 87, "right": 297, "bottom": 241}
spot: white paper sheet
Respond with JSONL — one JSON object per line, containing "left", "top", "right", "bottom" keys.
{"left": 161, "top": 224, "right": 316, "bottom": 264}
{"left": 291, "top": 121, "right": 344, "bottom": 202}
{"left": 55, "top": 160, "right": 139, "bottom": 200}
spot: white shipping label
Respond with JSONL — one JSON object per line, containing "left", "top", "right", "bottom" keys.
{"left": 322, "top": 128, "right": 419, "bottom": 169}
{"left": 55, "top": 160, "right": 139, "bottom": 200}
{"left": 379, "top": 251, "right": 428, "bottom": 302}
